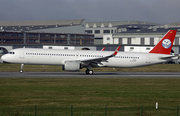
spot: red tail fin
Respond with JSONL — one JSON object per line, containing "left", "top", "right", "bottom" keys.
{"left": 149, "top": 30, "right": 177, "bottom": 54}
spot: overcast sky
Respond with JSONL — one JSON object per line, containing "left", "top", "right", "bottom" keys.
{"left": 0, "top": 0, "right": 179, "bottom": 24}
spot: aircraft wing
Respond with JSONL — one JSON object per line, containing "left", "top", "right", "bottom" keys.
{"left": 80, "top": 46, "right": 121, "bottom": 67}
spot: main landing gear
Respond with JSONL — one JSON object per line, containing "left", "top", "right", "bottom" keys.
{"left": 85, "top": 66, "right": 94, "bottom": 75}
{"left": 20, "top": 64, "right": 24, "bottom": 73}
{"left": 85, "top": 69, "right": 94, "bottom": 75}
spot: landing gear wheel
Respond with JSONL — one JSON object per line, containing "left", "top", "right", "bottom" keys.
{"left": 20, "top": 70, "right": 23, "bottom": 73}
{"left": 85, "top": 70, "right": 94, "bottom": 75}
{"left": 85, "top": 70, "right": 89, "bottom": 74}
{"left": 89, "top": 70, "right": 94, "bottom": 75}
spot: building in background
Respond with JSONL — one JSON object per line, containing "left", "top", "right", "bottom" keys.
{"left": 85, "top": 21, "right": 160, "bottom": 45}
{"left": 0, "top": 31, "right": 94, "bottom": 45}
{"left": 103, "top": 31, "right": 180, "bottom": 46}
{"left": 85, "top": 21, "right": 180, "bottom": 46}
{"left": 0, "top": 19, "right": 85, "bottom": 33}
{"left": 0, "top": 19, "right": 94, "bottom": 45}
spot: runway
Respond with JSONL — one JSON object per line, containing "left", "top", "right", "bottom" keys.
{"left": 0, "top": 72, "right": 180, "bottom": 78}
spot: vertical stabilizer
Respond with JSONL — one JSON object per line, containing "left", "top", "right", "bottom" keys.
{"left": 149, "top": 30, "right": 177, "bottom": 54}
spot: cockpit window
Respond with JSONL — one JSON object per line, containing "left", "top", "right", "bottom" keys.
{"left": 8, "top": 52, "right": 15, "bottom": 54}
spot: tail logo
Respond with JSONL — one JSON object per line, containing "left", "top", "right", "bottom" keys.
{"left": 162, "top": 39, "right": 171, "bottom": 49}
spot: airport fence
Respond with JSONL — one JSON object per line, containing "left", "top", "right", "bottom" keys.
{"left": 0, "top": 105, "right": 179, "bottom": 116}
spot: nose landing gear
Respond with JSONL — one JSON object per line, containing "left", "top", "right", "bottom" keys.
{"left": 20, "top": 64, "right": 24, "bottom": 73}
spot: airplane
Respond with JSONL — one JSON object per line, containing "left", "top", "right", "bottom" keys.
{"left": 1, "top": 30, "right": 177, "bottom": 74}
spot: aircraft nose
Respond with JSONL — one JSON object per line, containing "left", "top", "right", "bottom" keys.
{"left": 1, "top": 55, "right": 5, "bottom": 61}
{"left": 1, "top": 55, "right": 8, "bottom": 62}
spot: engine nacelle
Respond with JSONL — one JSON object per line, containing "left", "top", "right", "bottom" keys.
{"left": 62, "top": 60, "right": 80, "bottom": 71}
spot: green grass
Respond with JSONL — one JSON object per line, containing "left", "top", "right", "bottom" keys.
{"left": 1, "top": 63, "right": 180, "bottom": 115}
{"left": 1, "top": 63, "right": 180, "bottom": 72}
{"left": 0, "top": 78, "right": 180, "bottom": 115}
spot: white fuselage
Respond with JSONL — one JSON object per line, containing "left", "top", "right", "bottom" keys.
{"left": 1, "top": 48, "right": 170, "bottom": 68}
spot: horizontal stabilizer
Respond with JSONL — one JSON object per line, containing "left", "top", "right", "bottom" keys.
{"left": 159, "top": 55, "right": 178, "bottom": 60}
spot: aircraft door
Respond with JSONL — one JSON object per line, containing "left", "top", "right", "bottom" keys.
{"left": 19, "top": 49, "right": 25, "bottom": 59}
{"left": 146, "top": 54, "right": 150, "bottom": 63}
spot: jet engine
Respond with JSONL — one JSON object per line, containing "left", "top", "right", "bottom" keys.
{"left": 62, "top": 60, "right": 81, "bottom": 71}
